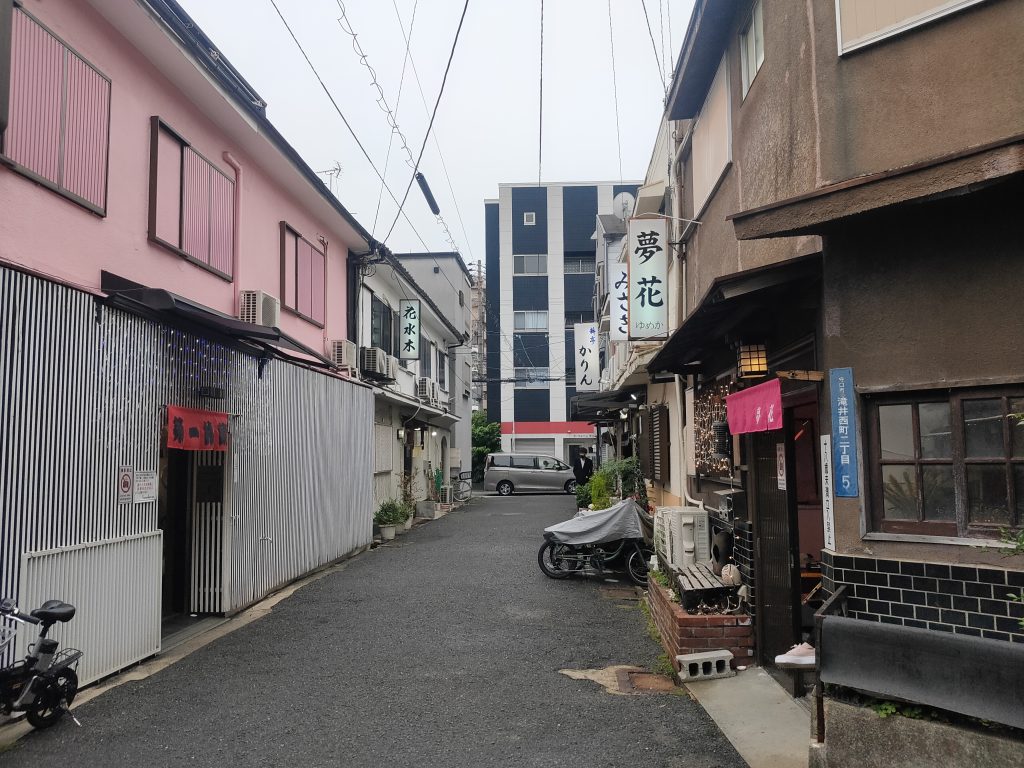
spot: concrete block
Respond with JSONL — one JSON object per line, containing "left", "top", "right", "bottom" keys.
{"left": 676, "top": 649, "right": 735, "bottom": 681}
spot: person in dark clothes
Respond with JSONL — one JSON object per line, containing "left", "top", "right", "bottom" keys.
{"left": 573, "top": 447, "right": 594, "bottom": 486}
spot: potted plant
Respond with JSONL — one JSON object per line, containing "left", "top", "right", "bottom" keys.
{"left": 374, "top": 499, "right": 404, "bottom": 541}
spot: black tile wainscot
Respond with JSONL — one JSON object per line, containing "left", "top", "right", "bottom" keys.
{"left": 821, "top": 553, "right": 1024, "bottom": 643}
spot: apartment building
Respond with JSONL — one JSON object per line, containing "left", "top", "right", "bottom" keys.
{"left": 484, "top": 181, "right": 638, "bottom": 462}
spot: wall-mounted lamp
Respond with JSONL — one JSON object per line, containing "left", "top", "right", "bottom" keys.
{"left": 397, "top": 428, "right": 406, "bottom": 441}
{"left": 737, "top": 343, "right": 769, "bottom": 379}
{"left": 431, "top": 430, "right": 438, "bottom": 437}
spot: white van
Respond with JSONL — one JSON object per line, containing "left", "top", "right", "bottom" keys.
{"left": 483, "top": 453, "right": 576, "bottom": 496}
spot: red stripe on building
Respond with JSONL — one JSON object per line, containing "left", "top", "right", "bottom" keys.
{"left": 500, "top": 422, "right": 595, "bottom": 435}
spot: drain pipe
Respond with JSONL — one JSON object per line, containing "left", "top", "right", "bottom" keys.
{"left": 223, "top": 151, "right": 243, "bottom": 315}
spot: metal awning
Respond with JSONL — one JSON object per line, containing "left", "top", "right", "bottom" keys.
{"left": 647, "top": 255, "right": 821, "bottom": 375}
{"left": 374, "top": 387, "right": 459, "bottom": 427}
{"left": 101, "top": 272, "right": 335, "bottom": 368}
{"left": 571, "top": 387, "right": 646, "bottom": 424}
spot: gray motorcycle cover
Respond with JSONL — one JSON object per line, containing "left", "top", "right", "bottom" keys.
{"left": 544, "top": 498, "right": 645, "bottom": 545}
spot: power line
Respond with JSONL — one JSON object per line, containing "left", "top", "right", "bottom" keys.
{"left": 266, "top": 0, "right": 431, "bottom": 251}
{"left": 333, "top": 0, "right": 463, "bottom": 256}
{"left": 640, "top": 0, "right": 667, "bottom": 94}
{"left": 607, "top": 0, "right": 623, "bottom": 184}
{"left": 658, "top": 0, "right": 668, "bottom": 87}
{"left": 369, "top": 0, "right": 419, "bottom": 235}
{"left": 381, "top": 0, "right": 471, "bottom": 248}
{"left": 537, "top": 0, "right": 545, "bottom": 187}
{"left": 390, "top": 0, "right": 477, "bottom": 265}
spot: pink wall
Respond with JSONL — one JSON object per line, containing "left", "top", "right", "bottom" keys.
{"left": 0, "top": 0, "right": 357, "bottom": 352}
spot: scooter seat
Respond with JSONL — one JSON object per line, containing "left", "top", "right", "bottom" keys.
{"left": 31, "top": 600, "right": 75, "bottom": 624}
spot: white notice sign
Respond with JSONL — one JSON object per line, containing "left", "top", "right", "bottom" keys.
{"left": 820, "top": 435, "right": 836, "bottom": 550}
{"left": 627, "top": 217, "right": 668, "bottom": 340}
{"left": 134, "top": 470, "right": 158, "bottom": 504}
{"left": 776, "top": 443, "right": 787, "bottom": 491}
{"left": 117, "top": 465, "right": 133, "bottom": 504}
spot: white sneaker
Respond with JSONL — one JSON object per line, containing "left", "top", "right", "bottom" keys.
{"left": 775, "top": 642, "right": 816, "bottom": 666}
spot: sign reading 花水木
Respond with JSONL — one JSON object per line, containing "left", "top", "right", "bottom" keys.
{"left": 399, "top": 299, "right": 420, "bottom": 360}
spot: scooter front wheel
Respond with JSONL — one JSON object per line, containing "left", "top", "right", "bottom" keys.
{"left": 538, "top": 541, "right": 577, "bottom": 579}
{"left": 26, "top": 668, "right": 76, "bottom": 729}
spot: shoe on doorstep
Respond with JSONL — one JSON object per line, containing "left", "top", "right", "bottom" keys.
{"left": 775, "top": 642, "right": 816, "bottom": 666}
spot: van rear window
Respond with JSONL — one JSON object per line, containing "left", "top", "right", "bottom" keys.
{"left": 490, "top": 455, "right": 510, "bottom": 467}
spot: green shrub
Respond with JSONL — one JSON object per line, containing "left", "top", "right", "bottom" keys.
{"left": 575, "top": 481, "right": 592, "bottom": 509}
{"left": 589, "top": 473, "right": 611, "bottom": 510}
{"left": 374, "top": 498, "right": 406, "bottom": 526}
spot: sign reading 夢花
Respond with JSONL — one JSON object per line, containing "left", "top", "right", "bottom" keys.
{"left": 399, "top": 299, "right": 420, "bottom": 360}
{"left": 574, "top": 322, "right": 599, "bottom": 392}
{"left": 627, "top": 217, "right": 668, "bottom": 340}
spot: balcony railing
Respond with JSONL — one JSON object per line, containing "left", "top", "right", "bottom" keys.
{"left": 563, "top": 260, "right": 596, "bottom": 274}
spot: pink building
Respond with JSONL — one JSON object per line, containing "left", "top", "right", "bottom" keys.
{"left": 0, "top": 0, "right": 377, "bottom": 685}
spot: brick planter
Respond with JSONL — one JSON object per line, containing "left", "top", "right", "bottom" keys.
{"left": 647, "top": 579, "right": 754, "bottom": 670}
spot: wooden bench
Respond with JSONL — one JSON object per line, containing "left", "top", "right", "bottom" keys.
{"left": 675, "top": 563, "right": 736, "bottom": 611}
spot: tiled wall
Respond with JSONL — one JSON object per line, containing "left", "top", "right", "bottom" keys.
{"left": 822, "top": 553, "right": 1024, "bottom": 643}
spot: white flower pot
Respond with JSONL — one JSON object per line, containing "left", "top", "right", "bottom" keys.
{"left": 404, "top": 517, "right": 413, "bottom": 531}
{"left": 380, "top": 525, "right": 396, "bottom": 541}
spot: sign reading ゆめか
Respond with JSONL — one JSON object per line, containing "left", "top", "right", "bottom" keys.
{"left": 627, "top": 217, "right": 668, "bottom": 340}
{"left": 574, "top": 323, "right": 599, "bottom": 392}
{"left": 399, "top": 299, "right": 420, "bottom": 360}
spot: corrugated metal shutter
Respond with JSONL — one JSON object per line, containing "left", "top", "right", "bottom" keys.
{"left": 651, "top": 405, "right": 670, "bottom": 483}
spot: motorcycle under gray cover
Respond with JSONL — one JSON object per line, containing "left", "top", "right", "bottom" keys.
{"left": 544, "top": 498, "right": 645, "bottom": 545}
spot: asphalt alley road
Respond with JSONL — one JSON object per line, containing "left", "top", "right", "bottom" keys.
{"left": 3, "top": 494, "right": 746, "bottom": 768}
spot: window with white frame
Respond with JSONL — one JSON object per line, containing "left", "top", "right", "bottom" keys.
{"left": 514, "top": 311, "right": 548, "bottom": 331}
{"left": 523, "top": 211, "right": 536, "bottom": 226}
{"left": 514, "top": 254, "right": 547, "bottom": 274}
{"left": 437, "top": 350, "right": 447, "bottom": 391}
{"left": 739, "top": 0, "right": 764, "bottom": 97}
{"left": 691, "top": 56, "right": 732, "bottom": 215}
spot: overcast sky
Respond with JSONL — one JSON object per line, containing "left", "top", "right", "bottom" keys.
{"left": 177, "top": 0, "right": 695, "bottom": 270}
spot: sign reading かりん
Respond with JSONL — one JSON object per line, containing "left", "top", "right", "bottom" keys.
{"left": 399, "top": 299, "right": 420, "bottom": 360}
{"left": 574, "top": 323, "right": 599, "bottom": 392}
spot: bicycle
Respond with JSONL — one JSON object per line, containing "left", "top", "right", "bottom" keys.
{"left": 453, "top": 470, "right": 473, "bottom": 502}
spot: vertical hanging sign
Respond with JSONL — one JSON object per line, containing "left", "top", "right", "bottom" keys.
{"left": 574, "top": 322, "right": 599, "bottom": 392}
{"left": 608, "top": 260, "right": 629, "bottom": 342}
{"left": 820, "top": 434, "right": 836, "bottom": 550}
{"left": 399, "top": 299, "right": 420, "bottom": 359}
{"left": 627, "top": 217, "right": 668, "bottom": 340}
{"left": 829, "top": 367, "right": 859, "bottom": 497}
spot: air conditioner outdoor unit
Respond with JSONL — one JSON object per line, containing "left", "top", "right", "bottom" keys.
{"left": 653, "top": 509, "right": 672, "bottom": 561}
{"left": 360, "top": 347, "right": 391, "bottom": 378}
{"left": 439, "top": 485, "right": 453, "bottom": 504}
{"left": 328, "top": 339, "right": 357, "bottom": 370}
{"left": 659, "top": 507, "right": 711, "bottom": 571}
{"left": 238, "top": 290, "right": 280, "bottom": 327}
{"left": 429, "top": 380, "right": 442, "bottom": 406}
{"left": 417, "top": 377, "right": 432, "bottom": 402}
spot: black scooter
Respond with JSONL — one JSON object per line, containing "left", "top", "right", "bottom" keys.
{"left": 0, "top": 598, "right": 82, "bottom": 729}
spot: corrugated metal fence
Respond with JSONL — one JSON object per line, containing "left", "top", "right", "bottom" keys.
{"left": 0, "top": 266, "right": 373, "bottom": 682}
